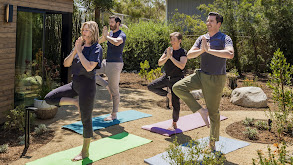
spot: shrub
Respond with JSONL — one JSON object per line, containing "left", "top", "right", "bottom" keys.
{"left": 138, "top": 60, "right": 150, "bottom": 81}
{"left": 4, "top": 105, "right": 35, "bottom": 133}
{"left": 147, "top": 67, "right": 163, "bottom": 82}
{"left": 164, "top": 136, "right": 226, "bottom": 164}
{"left": 242, "top": 117, "right": 255, "bottom": 127}
{"left": 267, "top": 49, "right": 293, "bottom": 138}
{"left": 255, "top": 120, "right": 269, "bottom": 130}
{"left": 18, "top": 135, "right": 25, "bottom": 145}
{"left": 0, "top": 144, "right": 8, "bottom": 153}
{"left": 34, "top": 124, "right": 48, "bottom": 135}
{"left": 252, "top": 142, "right": 293, "bottom": 164}
{"left": 123, "top": 21, "right": 170, "bottom": 71}
{"left": 243, "top": 127, "right": 259, "bottom": 140}
{"left": 222, "top": 86, "right": 232, "bottom": 97}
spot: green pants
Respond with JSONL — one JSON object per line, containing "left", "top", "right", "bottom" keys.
{"left": 172, "top": 70, "right": 226, "bottom": 141}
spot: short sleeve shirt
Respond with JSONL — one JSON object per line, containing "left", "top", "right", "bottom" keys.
{"left": 193, "top": 31, "right": 233, "bottom": 75}
{"left": 71, "top": 43, "right": 103, "bottom": 79}
{"left": 164, "top": 48, "right": 187, "bottom": 77}
{"left": 106, "top": 30, "right": 126, "bottom": 63}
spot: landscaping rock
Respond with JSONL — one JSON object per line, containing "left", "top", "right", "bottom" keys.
{"left": 230, "top": 87, "right": 267, "bottom": 108}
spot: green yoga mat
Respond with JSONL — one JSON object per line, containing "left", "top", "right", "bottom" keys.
{"left": 26, "top": 132, "right": 152, "bottom": 165}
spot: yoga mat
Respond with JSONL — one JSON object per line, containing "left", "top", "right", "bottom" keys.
{"left": 26, "top": 132, "right": 152, "bottom": 165}
{"left": 63, "top": 110, "right": 152, "bottom": 135}
{"left": 144, "top": 136, "right": 250, "bottom": 165}
{"left": 142, "top": 112, "right": 228, "bottom": 136}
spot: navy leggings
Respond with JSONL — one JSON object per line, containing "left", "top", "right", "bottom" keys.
{"left": 45, "top": 75, "right": 96, "bottom": 138}
{"left": 147, "top": 75, "right": 182, "bottom": 122}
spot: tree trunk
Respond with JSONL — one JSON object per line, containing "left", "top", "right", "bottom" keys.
{"left": 95, "top": 8, "right": 100, "bottom": 25}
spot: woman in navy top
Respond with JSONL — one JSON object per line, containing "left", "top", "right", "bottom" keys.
{"left": 45, "top": 21, "right": 103, "bottom": 161}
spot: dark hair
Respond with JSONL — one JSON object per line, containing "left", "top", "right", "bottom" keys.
{"left": 170, "top": 32, "right": 183, "bottom": 40}
{"left": 208, "top": 12, "right": 223, "bottom": 24}
{"left": 109, "top": 15, "right": 121, "bottom": 24}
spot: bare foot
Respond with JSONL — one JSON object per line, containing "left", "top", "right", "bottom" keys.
{"left": 71, "top": 151, "right": 88, "bottom": 161}
{"left": 167, "top": 122, "right": 177, "bottom": 130}
{"left": 198, "top": 108, "right": 209, "bottom": 128}
{"left": 104, "top": 113, "right": 117, "bottom": 121}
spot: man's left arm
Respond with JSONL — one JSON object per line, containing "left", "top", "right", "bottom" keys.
{"left": 207, "top": 46, "right": 234, "bottom": 59}
{"left": 106, "top": 36, "right": 124, "bottom": 46}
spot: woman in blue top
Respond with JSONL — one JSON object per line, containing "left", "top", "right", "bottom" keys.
{"left": 45, "top": 21, "right": 103, "bottom": 161}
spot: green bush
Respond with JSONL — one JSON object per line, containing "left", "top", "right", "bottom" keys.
{"left": 243, "top": 127, "right": 259, "bottom": 140}
{"left": 164, "top": 136, "right": 226, "bottom": 164}
{"left": 0, "top": 144, "right": 8, "bottom": 153}
{"left": 253, "top": 142, "right": 293, "bottom": 164}
{"left": 242, "top": 117, "right": 255, "bottom": 127}
{"left": 34, "top": 124, "right": 48, "bottom": 135}
{"left": 255, "top": 120, "right": 269, "bottom": 130}
{"left": 4, "top": 105, "right": 35, "bottom": 133}
{"left": 123, "top": 21, "right": 170, "bottom": 71}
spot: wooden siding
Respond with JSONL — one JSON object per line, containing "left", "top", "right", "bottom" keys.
{"left": 0, "top": 0, "right": 73, "bottom": 120}
{"left": 166, "top": 0, "right": 214, "bottom": 21}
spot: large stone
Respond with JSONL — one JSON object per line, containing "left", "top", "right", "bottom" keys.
{"left": 230, "top": 87, "right": 268, "bottom": 108}
{"left": 191, "top": 90, "right": 203, "bottom": 100}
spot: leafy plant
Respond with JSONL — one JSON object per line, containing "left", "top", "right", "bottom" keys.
{"left": 139, "top": 60, "right": 150, "bottom": 81}
{"left": 147, "top": 67, "right": 163, "bottom": 82}
{"left": 252, "top": 142, "right": 293, "bottom": 164}
{"left": 3, "top": 105, "right": 35, "bottom": 133}
{"left": 34, "top": 124, "right": 48, "bottom": 135}
{"left": 242, "top": 117, "right": 255, "bottom": 127}
{"left": 222, "top": 86, "right": 232, "bottom": 97}
{"left": 267, "top": 49, "right": 293, "bottom": 138}
{"left": 18, "top": 135, "right": 25, "bottom": 145}
{"left": 164, "top": 136, "right": 226, "bottom": 164}
{"left": 255, "top": 120, "right": 269, "bottom": 130}
{"left": 0, "top": 144, "right": 8, "bottom": 153}
{"left": 243, "top": 127, "right": 259, "bottom": 140}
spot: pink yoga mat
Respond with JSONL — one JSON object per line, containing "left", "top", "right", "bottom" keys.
{"left": 142, "top": 112, "right": 228, "bottom": 136}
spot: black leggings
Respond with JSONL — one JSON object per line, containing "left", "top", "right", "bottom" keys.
{"left": 45, "top": 75, "right": 96, "bottom": 138}
{"left": 147, "top": 75, "right": 182, "bottom": 122}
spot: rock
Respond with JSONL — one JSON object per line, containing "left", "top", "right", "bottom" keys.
{"left": 191, "top": 90, "right": 203, "bottom": 100}
{"left": 230, "top": 87, "right": 268, "bottom": 108}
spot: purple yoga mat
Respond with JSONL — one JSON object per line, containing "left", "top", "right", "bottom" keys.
{"left": 142, "top": 112, "right": 228, "bottom": 136}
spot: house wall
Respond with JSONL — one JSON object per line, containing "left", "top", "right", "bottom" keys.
{"left": 0, "top": 0, "right": 73, "bottom": 120}
{"left": 166, "top": 0, "right": 214, "bottom": 21}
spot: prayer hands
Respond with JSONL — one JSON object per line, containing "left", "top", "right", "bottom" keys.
{"left": 202, "top": 36, "right": 210, "bottom": 52}
{"left": 166, "top": 47, "right": 173, "bottom": 59}
{"left": 75, "top": 37, "right": 84, "bottom": 54}
{"left": 102, "top": 26, "right": 108, "bottom": 38}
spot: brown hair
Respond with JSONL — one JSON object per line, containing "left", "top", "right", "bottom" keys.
{"left": 109, "top": 15, "right": 122, "bottom": 24}
{"left": 170, "top": 32, "right": 183, "bottom": 40}
{"left": 208, "top": 12, "right": 223, "bottom": 24}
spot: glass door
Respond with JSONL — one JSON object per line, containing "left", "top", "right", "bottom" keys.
{"left": 15, "top": 10, "right": 62, "bottom": 107}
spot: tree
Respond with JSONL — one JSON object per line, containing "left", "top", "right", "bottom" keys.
{"left": 77, "top": 0, "right": 114, "bottom": 27}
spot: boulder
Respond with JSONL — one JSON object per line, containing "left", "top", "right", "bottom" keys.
{"left": 230, "top": 87, "right": 267, "bottom": 108}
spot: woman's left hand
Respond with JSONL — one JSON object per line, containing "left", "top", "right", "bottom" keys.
{"left": 75, "top": 37, "right": 83, "bottom": 54}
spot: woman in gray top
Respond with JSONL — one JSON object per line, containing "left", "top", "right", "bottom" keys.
{"left": 45, "top": 21, "right": 103, "bottom": 161}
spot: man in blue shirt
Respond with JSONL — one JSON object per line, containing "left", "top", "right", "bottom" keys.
{"left": 96, "top": 15, "right": 126, "bottom": 121}
{"left": 173, "top": 12, "right": 234, "bottom": 151}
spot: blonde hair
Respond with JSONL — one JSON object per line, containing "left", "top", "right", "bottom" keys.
{"left": 80, "top": 21, "right": 99, "bottom": 44}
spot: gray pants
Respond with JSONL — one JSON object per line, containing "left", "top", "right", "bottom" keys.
{"left": 95, "top": 59, "right": 124, "bottom": 113}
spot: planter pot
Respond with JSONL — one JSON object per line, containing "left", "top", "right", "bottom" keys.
{"left": 34, "top": 99, "right": 58, "bottom": 119}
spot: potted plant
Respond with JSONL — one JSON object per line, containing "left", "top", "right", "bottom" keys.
{"left": 33, "top": 56, "right": 60, "bottom": 119}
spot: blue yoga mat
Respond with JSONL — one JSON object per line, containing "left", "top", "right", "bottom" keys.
{"left": 144, "top": 136, "right": 250, "bottom": 165}
{"left": 63, "top": 110, "right": 152, "bottom": 135}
